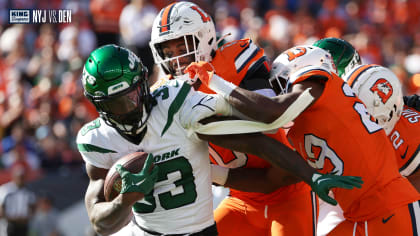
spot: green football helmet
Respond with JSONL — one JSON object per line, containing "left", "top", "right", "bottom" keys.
{"left": 313, "top": 37, "right": 362, "bottom": 77}
{"left": 82, "top": 44, "right": 153, "bottom": 137}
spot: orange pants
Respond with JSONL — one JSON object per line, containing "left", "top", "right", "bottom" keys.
{"left": 214, "top": 191, "right": 317, "bottom": 236}
{"left": 328, "top": 200, "right": 420, "bottom": 236}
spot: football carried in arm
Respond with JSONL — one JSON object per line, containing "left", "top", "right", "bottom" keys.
{"left": 104, "top": 151, "right": 152, "bottom": 201}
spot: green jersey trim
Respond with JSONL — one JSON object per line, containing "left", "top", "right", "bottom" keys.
{"left": 161, "top": 82, "right": 191, "bottom": 136}
{"left": 77, "top": 143, "right": 117, "bottom": 153}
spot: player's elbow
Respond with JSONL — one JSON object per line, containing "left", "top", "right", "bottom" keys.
{"left": 91, "top": 218, "right": 119, "bottom": 236}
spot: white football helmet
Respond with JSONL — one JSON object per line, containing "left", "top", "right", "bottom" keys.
{"left": 149, "top": 1, "right": 217, "bottom": 80}
{"left": 269, "top": 45, "right": 337, "bottom": 94}
{"left": 343, "top": 65, "right": 403, "bottom": 135}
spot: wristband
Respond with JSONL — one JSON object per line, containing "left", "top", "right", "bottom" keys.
{"left": 211, "top": 164, "right": 229, "bottom": 185}
{"left": 208, "top": 74, "right": 237, "bottom": 99}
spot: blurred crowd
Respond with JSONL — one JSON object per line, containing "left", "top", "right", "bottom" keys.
{"left": 0, "top": 0, "right": 419, "bottom": 221}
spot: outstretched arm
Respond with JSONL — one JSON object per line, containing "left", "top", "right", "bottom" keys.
{"left": 199, "top": 132, "right": 315, "bottom": 184}
{"left": 198, "top": 117, "right": 363, "bottom": 205}
{"left": 185, "top": 61, "right": 324, "bottom": 124}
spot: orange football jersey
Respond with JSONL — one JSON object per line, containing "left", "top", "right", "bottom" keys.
{"left": 197, "top": 38, "right": 270, "bottom": 94}
{"left": 389, "top": 106, "right": 420, "bottom": 176}
{"left": 286, "top": 68, "right": 420, "bottom": 221}
{"left": 201, "top": 39, "right": 310, "bottom": 204}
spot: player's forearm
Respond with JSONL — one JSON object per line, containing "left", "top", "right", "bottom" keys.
{"left": 256, "top": 135, "right": 316, "bottom": 184}
{"left": 201, "top": 133, "right": 315, "bottom": 184}
{"left": 228, "top": 88, "right": 282, "bottom": 123}
{"left": 89, "top": 194, "right": 135, "bottom": 235}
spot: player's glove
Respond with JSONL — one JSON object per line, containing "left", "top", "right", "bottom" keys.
{"left": 116, "top": 154, "right": 159, "bottom": 195}
{"left": 184, "top": 61, "right": 215, "bottom": 87}
{"left": 310, "top": 173, "right": 363, "bottom": 206}
{"left": 404, "top": 94, "right": 420, "bottom": 112}
{"left": 185, "top": 61, "right": 237, "bottom": 98}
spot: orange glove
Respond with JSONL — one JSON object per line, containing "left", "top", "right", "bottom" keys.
{"left": 184, "top": 61, "right": 215, "bottom": 87}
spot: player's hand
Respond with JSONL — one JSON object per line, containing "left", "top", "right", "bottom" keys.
{"left": 310, "top": 173, "right": 363, "bottom": 205}
{"left": 116, "top": 154, "right": 159, "bottom": 195}
{"left": 184, "top": 61, "right": 215, "bottom": 87}
{"left": 404, "top": 94, "right": 420, "bottom": 112}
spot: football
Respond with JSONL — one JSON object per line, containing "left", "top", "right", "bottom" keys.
{"left": 104, "top": 151, "right": 151, "bottom": 202}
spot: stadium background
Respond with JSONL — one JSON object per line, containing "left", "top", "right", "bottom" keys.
{"left": 0, "top": 0, "right": 419, "bottom": 235}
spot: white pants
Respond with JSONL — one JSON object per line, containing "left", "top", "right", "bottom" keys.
{"left": 317, "top": 193, "right": 345, "bottom": 236}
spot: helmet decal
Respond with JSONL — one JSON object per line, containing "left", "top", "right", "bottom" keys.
{"left": 190, "top": 6, "right": 211, "bottom": 22}
{"left": 108, "top": 82, "right": 130, "bottom": 95}
{"left": 370, "top": 78, "right": 393, "bottom": 104}
{"left": 343, "top": 64, "right": 403, "bottom": 135}
{"left": 286, "top": 47, "right": 307, "bottom": 61}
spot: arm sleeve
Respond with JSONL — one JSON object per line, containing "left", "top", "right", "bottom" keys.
{"left": 404, "top": 94, "right": 420, "bottom": 112}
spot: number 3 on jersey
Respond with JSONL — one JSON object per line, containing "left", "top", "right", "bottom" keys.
{"left": 305, "top": 134, "right": 344, "bottom": 175}
{"left": 132, "top": 157, "right": 197, "bottom": 213}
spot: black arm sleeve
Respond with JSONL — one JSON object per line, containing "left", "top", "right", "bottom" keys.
{"left": 238, "top": 57, "right": 271, "bottom": 91}
{"left": 404, "top": 94, "right": 420, "bottom": 112}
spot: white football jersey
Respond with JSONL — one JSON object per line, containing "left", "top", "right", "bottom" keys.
{"left": 77, "top": 80, "right": 230, "bottom": 234}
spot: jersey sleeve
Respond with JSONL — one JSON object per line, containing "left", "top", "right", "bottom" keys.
{"left": 178, "top": 88, "right": 232, "bottom": 130}
{"left": 210, "top": 39, "right": 270, "bottom": 89}
{"left": 395, "top": 106, "right": 420, "bottom": 176}
{"left": 76, "top": 119, "right": 117, "bottom": 169}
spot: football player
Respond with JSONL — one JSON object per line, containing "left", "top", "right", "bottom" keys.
{"left": 315, "top": 38, "right": 420, "bottom": 235}
{"left": 185, "top": 45, "right": 420, "bottom": 235}
{"left": 77, "top": 45, "right": 361, "bottom": 235}
{"left": 314, "top": 37, "right": 420, "bottom": 112}
{"left": 149, "top": 2, "right": 316, "bottom": 235}
{"left": 344, "top": 65, "right": 420, "bottom": 188}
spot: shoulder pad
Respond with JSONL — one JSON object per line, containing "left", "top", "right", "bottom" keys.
{"left": 76, "top": 119, "right": 120, "bottom": 169}
{"left": 213, "top": 39, "right": 266, "bottom": 85}
{"left": 289, "top": 66, "right": 332, "bottom": 85}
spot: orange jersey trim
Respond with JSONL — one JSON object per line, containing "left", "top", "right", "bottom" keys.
{"left": 290, "top": 68, "right": 332, "bottom": 85}
{"left": 198, "top": 39, "right": 267, "bottom": 93}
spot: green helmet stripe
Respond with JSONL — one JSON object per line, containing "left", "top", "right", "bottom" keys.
{"left": 77, "top": 143, "right": 117, "bottom": 153}
{"left": 161, "top": 82, "right": 191, "bottom": 136}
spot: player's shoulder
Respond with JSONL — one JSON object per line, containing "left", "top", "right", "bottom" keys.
{"left": 150, "top": 75, "right": 170, "bottom": 92}
{"left": 217, "top": 38, "right": 254, "bottom": 54}
{"left": 77, "top": 118, "right": 133, "bottom": 169}
{"left": 215, "top": 38, "right": 262, "bottom": 60}
{"left": 289, "top": 65, "right": 333, "bottom": 85}
{"left": 151, "top": 79, "right": 192, "bottom": 108}
{"left": 76, "top": 118, "right": 121, "bottom": 154}
{"left": 213, "top": 38, "right": 267, "bottom": 84}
